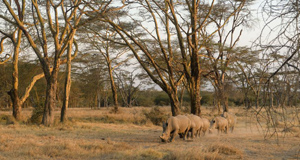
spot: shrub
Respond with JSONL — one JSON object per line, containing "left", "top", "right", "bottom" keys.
{"left": 143, "top": 107, "right": 168, "bottom": 126}
{"left": 29, "top": 102, "right": 44, "bottom": 124}
{"left": 0, "top": 115, "right": 18, "bottom": 125}
{"left": 154, "top": 93, "right": 170, "bottom": 106}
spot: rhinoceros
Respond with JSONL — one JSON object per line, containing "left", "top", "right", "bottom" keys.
{"left": 186, "top": 114, "right": 203, "bottom": 138}
{"left": 222, "top": 112, "right": 237, "bottom": 133}
{"left": 160, "top": 115, "right": 191, "bottom": 142}
{"left": 209, "top": 116, "right": 228, "bottom": 134}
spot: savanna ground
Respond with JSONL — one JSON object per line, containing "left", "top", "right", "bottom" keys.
{"left": 0, "top": 106, "right": 299, "bottom": 160}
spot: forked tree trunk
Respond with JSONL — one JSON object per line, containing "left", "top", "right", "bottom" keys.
{"left": 42, "top": 72, "right": 58, "bottom": 126}
{"left": 168, "top": 92, "right": 180, "bottom": 116}
{"left": 9, "top": 29, "right": 22, "bottom": 120}
{"left": 217, "top": 87, "right": 229, "bottom": 113}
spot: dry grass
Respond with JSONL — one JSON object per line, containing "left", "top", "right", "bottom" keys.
{"left": 0, "top": 106, "right": 299, "bottom": 160}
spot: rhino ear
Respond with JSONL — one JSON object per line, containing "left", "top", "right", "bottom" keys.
{"left": 163, "top": 122, "right": 167, "bottom": 128}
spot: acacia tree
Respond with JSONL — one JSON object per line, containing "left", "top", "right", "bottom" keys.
{"left": 1, "top": 0, "right": 83, "bottom": 126}
{"left": 0, "top": 1, "right": 47, "bottom": 120}
{"left": 84, "top": 24, "right": 132, "bottom": 112}
{"left": 1, "top": 0, "right": 127, "bottom": 125}
{"left": 234, "top": 49, "right": 274, "bottom": 109}
{"left": 101, "top": 1, "right": 185, "bottom": 116}
{"left": 99, "top": 0, "right": 248, "bottom": 116}
{"left": 200, "top": 0, "right": 253, "bottom": 113}
{"left": 116, "top": 70, "right": 141, "bottom": 107}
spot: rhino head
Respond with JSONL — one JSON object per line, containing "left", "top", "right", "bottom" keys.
{"left": 160, "top": 132, "right": 170, "bottom": 142}
{"left": 209, "top": 119, "right": 216, "bottom": 134}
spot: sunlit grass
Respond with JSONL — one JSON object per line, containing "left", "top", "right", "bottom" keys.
{"left": 0, "top": 106, "right": 299, "bottom": 159}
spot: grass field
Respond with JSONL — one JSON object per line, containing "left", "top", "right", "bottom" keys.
{"left": 0, "top": 106, "right": 299, "bottom": 160}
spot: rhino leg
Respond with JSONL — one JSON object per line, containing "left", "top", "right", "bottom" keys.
{"left": 202, "top": 129, "right": 207, "bottom": 136}
{"left": 170, "top": 130, "right": 178, "bottom": 142}
{"left": 183, "top": 129, "right": 189, "bottom": 140}
{"left": 191, "top": 129, "right": 196, "bottom": 139}
{"left": 198, "top": 127, "right": 202, "bottom": 137}
{"left": 178, "top": 133, "right": 183, "bottom": 138}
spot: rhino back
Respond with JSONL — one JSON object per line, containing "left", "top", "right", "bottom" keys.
{"left": 223, "top": 112, "right": 236, "bottom": 127}
{"left": 215, "top": 117, "right": 228, "bottom": 127}
{"left": 175, "top": 115, "right": 190, "bottom": 133}
{"left": 202, "top": 118, "right": 210, "bottom": 130}
{"left": 190, "top": 115, "right": 203, "bottom": 129}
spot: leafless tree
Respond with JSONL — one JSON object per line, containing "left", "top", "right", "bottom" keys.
{"left": 201, "top": 0, "right": 253, "bottom": 113}
{"left": 250, "top": 0, "right": 300, "bottom": 139}
{"left": 98, "top": 0, "right": 248, "bottom": 116}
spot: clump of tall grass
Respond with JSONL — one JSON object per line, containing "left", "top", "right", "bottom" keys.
{"left": 205, "top": 143, "right": 243, "bottom": 158}
{"left": 162, "top": 147, "right": 223, "bottom": 160}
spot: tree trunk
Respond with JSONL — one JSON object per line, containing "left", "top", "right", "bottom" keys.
{"left": 127, "top": 94, "right": 131, "bottom": 107}
{"left": 9, "top": 29, "right": 22, "bottom": 120}
{"left": 8, "top": 89, "right": 21, "bottom": 120}
{"left": 168, "top": 92, "right": 180, "bottom": 116}
{"left": 190, "top": 60, "right": 202, "bottom": 116}
{"left": 61, "top": 43, "right": 72, "bottom": 123}
{"left": 189, "top": 0, "right": 202, "bottom": 116}
{"left": 42, "top": 72, "right": 58, "bottom": 126}
{"left": 218, "top": 87, "right": 229, "bottom": 113}
{"left": 190, "top": 84, "right": 202, "bottom": 116}
{"left": 108, "top": 62, "right": 118, "bottom": 112}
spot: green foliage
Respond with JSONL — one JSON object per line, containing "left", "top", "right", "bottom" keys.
{"left": 135, "top": 94, "right": 155, "bottom": 107}
{"left": 154, "top": 92, "right": 170, "bottom": 106}
{"left": 143, "top": 107, "right": 168, "bottom": 126}
{"left": 201, "top": 92, "right": 214, "bottom": 105}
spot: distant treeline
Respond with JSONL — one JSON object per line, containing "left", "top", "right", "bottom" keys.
{"left": 0, "top": 60, "right": 247, "bottom": 109}
{"left": 1, "top": 60, "right": 300, "bottom": 110}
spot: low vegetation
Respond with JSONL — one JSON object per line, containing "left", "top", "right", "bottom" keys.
{"left": 0, "top": 106, "right": 299, "bottom": 159}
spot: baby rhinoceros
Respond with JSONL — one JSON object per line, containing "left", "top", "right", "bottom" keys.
{"left": 209, "top": 116, "right": 228, "bottom": 134}
{"left": 222, "top": 112, "right": 237, "bottom": 133}
{"left": 160, "top": 115, "right": 191, "bottom": 142}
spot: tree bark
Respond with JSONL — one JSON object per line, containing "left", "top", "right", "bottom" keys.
{"left": 190, "top": 79, "right": 202, "bottom": 116}
{"left": 189, "top": 0, "right": 202, "bottom": 116}
{"left": 61, "top": 43, "right": 72, "bottom": 123}
{"left": 108, "top": 61, "right": 118, "bottom": 112}
{"left": 8, "top": 89, "right": 21, "bottom": 120}
{"left": 167, "top": 91, "right": 180, "bottom": 116}
{"left": 42, "top": 70, "right": 58, "bottom": 126}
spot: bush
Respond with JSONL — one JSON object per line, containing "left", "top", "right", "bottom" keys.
{"left": 201, "top": 94, "right": 213, "bottom": 105}
{"left": 0, "top": 115, "right": 18, "bottom": 125}
{"left": 29, "top": 102, "right": 44, "bottom": 124}
{"left": 154, "top": 93, "right": 170, "bottom": 106}
{"left": 143, "top": 107, "right": 168, "bottom": 126}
